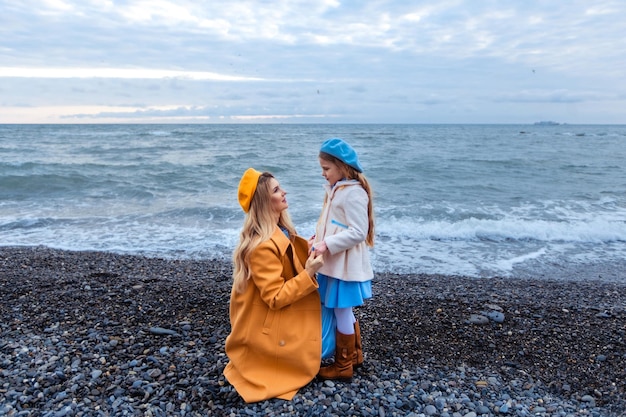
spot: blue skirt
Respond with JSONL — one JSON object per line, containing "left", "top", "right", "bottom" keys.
{"left": 317, "top": 273, "right": 372, "bottom": 308}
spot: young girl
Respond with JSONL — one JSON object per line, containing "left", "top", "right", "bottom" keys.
{"left": 311, "top": 138, "right": 375, "bottom": 381}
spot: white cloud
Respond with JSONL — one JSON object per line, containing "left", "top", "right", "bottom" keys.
{"left": 0, "top": 67, "right": 265, "bottom": 81}
{"left": 40, "top": 0, "right": 73, "bottom": 12}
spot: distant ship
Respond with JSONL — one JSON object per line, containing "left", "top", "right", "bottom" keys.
{"left": 534, "top": 121, "right": 560, "bottom": 125}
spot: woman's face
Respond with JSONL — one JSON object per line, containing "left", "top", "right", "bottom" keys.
{"left": 268, "top": 178, "right": 288, "bottom": 215}
{"left": 319, "top": 157, "right": 343, "bottom": 186}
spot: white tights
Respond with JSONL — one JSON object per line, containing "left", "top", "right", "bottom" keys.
{"left": 334, "top": 307, "right": 356, "bottom": 335}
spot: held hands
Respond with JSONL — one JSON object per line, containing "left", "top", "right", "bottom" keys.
{"left": 311, "top": 240, "right": 328, "bottom": 256}
{"left": 306, "top": 235, "right": 326, "bottom": 276}
{"left": 305, "top": 252, "right": 324, "bottom": 277}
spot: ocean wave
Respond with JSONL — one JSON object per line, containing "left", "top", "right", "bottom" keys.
{"left": 377, "top": 215, "right": 626, "bottom": 244}
{"left": 2, "top": 123, "right": 625, "bottom": 280}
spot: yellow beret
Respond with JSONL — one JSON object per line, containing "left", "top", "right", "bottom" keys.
{"left": 238, "top": 168, "right": 262, "bottom": 213}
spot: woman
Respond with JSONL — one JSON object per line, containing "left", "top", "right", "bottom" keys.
{"left": 223, "top": 168, "right": 325, "bottom": 403}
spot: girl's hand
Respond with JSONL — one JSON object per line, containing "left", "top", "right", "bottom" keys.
{"left": 308, "top": 235, "right": 316, "bottom": 252}
{"left": 311, "top": 240, "right": 328, "bottom": 256}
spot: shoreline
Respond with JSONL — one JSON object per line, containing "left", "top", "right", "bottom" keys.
{"left": 1, "top": 246, "right": 625, "bottom": 416}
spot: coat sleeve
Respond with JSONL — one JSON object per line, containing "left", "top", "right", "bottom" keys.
{"left": 249, "top": 241, "right": 319, "bottom": 310}
{"left": 324, "top": 187, "right": 369, "bottom": 255}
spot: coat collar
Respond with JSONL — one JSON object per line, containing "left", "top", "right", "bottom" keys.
{"left": 324, "top": 178, "right": 360, "bottom": 196}
{"left": 270, "top": 225, "right": 291, "bottom": 256}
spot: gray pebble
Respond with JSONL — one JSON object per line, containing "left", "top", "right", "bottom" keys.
{"left": 0, "top": 247, "right": 621, "bottom": 417}
{"left": 485, "top": 310, "right": 505, "bottom": 323}
{"left": 424, "top": 404, "right": 438, "bottom": 415}
{"left": 149, "top": 327, "right": 181, "bottom": 337}
{"left": 468, "top": 314, "right": 489, "bottom": 324}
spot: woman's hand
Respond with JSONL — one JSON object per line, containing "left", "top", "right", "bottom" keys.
{"left": 305, "top": 252, "right": 324, "bottom": 277}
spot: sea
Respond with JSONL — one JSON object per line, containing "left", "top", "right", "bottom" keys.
{"left": 1, "top": 124, "right": 625, "bottom": 282}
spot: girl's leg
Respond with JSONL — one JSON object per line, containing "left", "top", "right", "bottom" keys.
{"left": 334, "top": 307, "right": 355, "bottom": 335}
{"left": 337, "top": 307, "right": 363, "bottom": 366}
{"left": 319, "top": 307, "right": 357, "bottom": 380}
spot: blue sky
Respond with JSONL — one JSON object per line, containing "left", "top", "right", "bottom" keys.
{"left": 1, "top": 0, "right": 625, "bottom": 124}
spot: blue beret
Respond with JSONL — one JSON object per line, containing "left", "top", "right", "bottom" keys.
{"left": 320, "top": 138, "right": 363, "bottom": 173}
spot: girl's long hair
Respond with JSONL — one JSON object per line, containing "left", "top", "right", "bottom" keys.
{"left": 232, "top": 172, "right": 296, "bottom": 293}
{"left": 319, "top": 152, "right": 375, "bottom": 247}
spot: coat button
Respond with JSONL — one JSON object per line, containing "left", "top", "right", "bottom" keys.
{"left": 279, "top": 340, "right": 286, "bottom": 346}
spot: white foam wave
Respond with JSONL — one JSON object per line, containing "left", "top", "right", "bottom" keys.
{"left": 377, "top": 215, "right": 626, "bottom": 244}
{"left": 494, "top": 247, "right": 548, "bottom": 271}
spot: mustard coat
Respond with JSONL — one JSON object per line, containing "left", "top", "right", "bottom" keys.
{"left": 223, "top": 226, "right": 322, "bottom": 403}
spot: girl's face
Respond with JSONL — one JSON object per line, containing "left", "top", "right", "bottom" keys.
{"left": 319, "top": 157, "right": 344, "bottom": 186}
{"left": 268, "top": 178, "right": 288, "bottom": 215}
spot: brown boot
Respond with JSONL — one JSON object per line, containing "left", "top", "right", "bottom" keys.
{"left": 353, "top": 321, "right": 363, "bottom": 369}
{"left": 317, "top": 331, "right": 355, "bottom": 381}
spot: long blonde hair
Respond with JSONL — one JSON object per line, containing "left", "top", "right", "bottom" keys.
{"left": 319, "top": 152, "right": 375, "bottom": 247}
{"left": 232, "top": 172, "right": 296, "bottom": 293}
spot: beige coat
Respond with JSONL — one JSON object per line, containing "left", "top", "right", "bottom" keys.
{"left": 315, "top": 180, "right": 374, "bottom": 282}
{"left": 223, "top": 226, "right": 322, "bottom": 403}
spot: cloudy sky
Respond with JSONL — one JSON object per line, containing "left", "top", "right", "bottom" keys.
{"left": 1, "top": 1, "right": 625, "bottom": 124}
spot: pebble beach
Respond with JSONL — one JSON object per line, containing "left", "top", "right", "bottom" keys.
{"left": 1, "top": 246, "right": 625, "bottom": 417}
